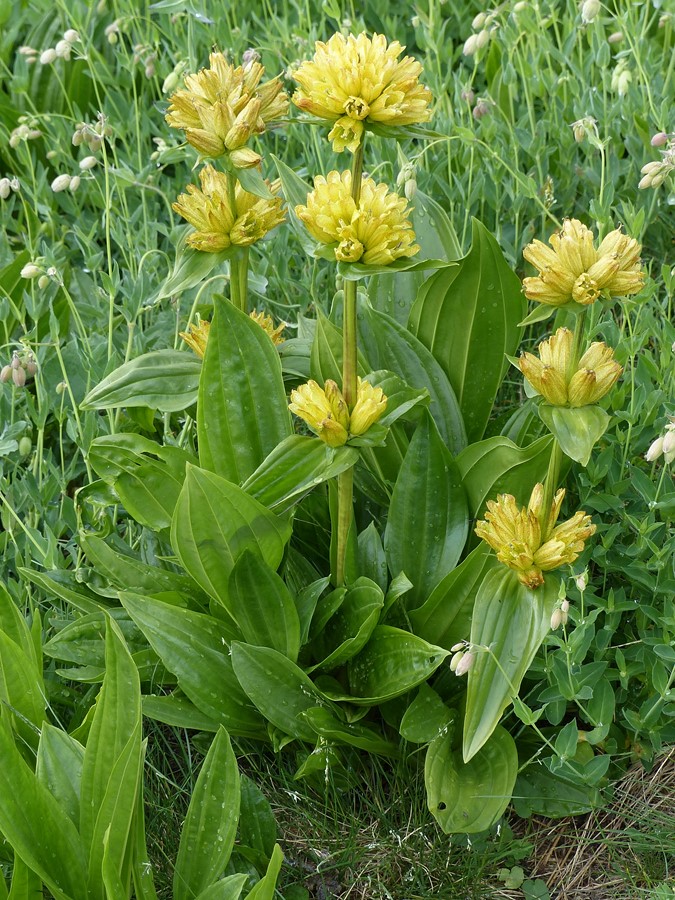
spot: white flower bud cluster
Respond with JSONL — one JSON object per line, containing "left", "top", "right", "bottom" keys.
{"left": 50, "top": 173, "right": 81, "bottom": 193}
{"left": 162, "top": 60, "right": 188, "bottom": 95}
{"left": 550, "top": 599, "right": 571, "bottom": 630}
{"left": 9, "top": 120, "right": 42, "bottom": 149}
{"left": 570, "top": 116, "right": 598, "bottom": 145}
{"left": 645, "top": 418, "right": 675, "bottom": 465}
{"left": 72, "top": 113, "right": 112, "bottom": 153}
{"left": 0, "top": 176, "right": 20, "bottom": 200}
{"left": 133, "top": 44, "right": 157, "bottom": 79}
{"left": 396, "top": 162, "right": 417, "bottom": 201}
{"left": 463, "top": 9, "right": 499, "bottom": 56}
{"left": 449, "top": 641, "right": 476, "bottom": 676}
{"left": 36, "top": 29, "right": 80, "bottom": 65}
{"left": 20, "top": 262, "right": 61, "bottom": 291}
{"left": 611, "top": 59, "right": 632, "bottom": 97}
{"left": 0, "top": 350, "right": 38, "bottom": 388}
{"left": 638, "top": 134, "right": 675, "bottom": 190}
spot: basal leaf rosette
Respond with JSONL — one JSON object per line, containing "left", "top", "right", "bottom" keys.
{"left": 475, "top": 483, "right": 596, "bottom": 589}
{"left": 173, "top": 165, "right": 285, "bottom": 252}
{"left": 291, "top": 32, "right": 432, "bottom": 152}
{"left": 521, "top": 219, "right": 645, "bottom": 323}
{"left": 166, "top": 52, "right": 288, "bottom": 167}
{"left": 295, "top": 170, "right": 419, "bottom": 271}
{"left": 289, "top": 378, "right": 387, "bottom": 448}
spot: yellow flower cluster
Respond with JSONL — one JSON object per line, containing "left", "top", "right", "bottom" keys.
{"left": 173, "top": 165, "right": 285, "bottom": 251}
{"left": 523, "top": 219, "right": 644, "bottom": 307}
{"left": 289, "top": 378, "right": 387, "bottom": 447}
{"left": 475, "top": 484, "right": 596, "bottom": 590}
{"left": 166, "top": 52, "right": 288, "bottom": 167}
{"left": 180, "top": 310, "right": 285, "bottom": 358}
{"left": 296, "top": 170, "right": 419, "bottom": 265}
{"left": 292, "top": 32, "right": 432, "bottom": 152}
{"left": 519, "top": 327, "right": 622, "bottom": 407}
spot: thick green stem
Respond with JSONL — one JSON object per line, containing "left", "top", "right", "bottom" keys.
{"left": 226, "top": 173, "right": 247, "bottom": 312}
{"left": 335, "top": 136, "right": 366, "bottom": 586}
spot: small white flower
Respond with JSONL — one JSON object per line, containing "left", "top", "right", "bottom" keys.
{"left": 51, "top": 173, "right": 72, "bottom": 192}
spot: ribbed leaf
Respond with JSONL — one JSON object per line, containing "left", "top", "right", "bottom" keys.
{"left": 242, "top": 844, "right": 283, "bottom": 900}
{"left": 171, "top": 465, "right": 292, "bottom": 610}
{"left": 409, "top": 218, "right": 525, "bottom": 442}
{"left": 0, "top": 629, "right": 45, "bottom": 750}
{"left": 426, "top": 725, "right": 518, "bottom": 833}
{"left": 310, "top": 577, "right": 384, "bottom": 672}
{"left": 538, "top": 403, "right": 609, "bottom": 466}
{"left": 384, "top": 413, "right": 469, "bottom": 607}
{"left": 463, "top": 568, "right": 558, "bottom": 761}
{"left": 36, "top": 725, "right": 85, "bottom": 827}
{"left": 173, "top": 727, "right": 240, "bottom": 900}
{"left": 198, "top": 301, "right": 292, "bottom": 483}
{"left": 121, "top": 593, "right": 264, "bottom": 738}
{"left": 81, "top": 350, "right": 201, "bottom": 411}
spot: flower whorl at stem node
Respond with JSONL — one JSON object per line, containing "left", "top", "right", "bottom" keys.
{"left": 289, "top": 377, "right": 387, "bottom": 447}
{"left": 519, "top": 327, "right": 622, "bottom": 407}
{"left": 475, "top": 483, "right": 596, "bottom": 589}
{"left": 173, "top": 165, "right": 285, "bottom": 251}
{"left": 522, "top": 219, "right": 644, "bottom": 308}
{"left": 291, "top": 32, "right": 432, "bottom": 153}
{"left": 296, "top": 170, "right": 419, "bottom": 266}
{"left": 180, "top": 310, "right": 285, "bottom": 358}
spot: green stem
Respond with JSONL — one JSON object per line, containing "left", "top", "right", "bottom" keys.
{"left": 226, "top": 174, "right": 246, "bottom": 312}
{"left": 335, "top": 136, "right": 366, "bottom": 586}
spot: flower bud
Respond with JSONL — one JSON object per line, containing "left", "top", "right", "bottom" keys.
{"left": 0, "top": 178, "right": 10, "bottom": 200}
{"left": 450, "top": 642, "right": 466, "bottom": 653}
{"left": 449, "top": 650, "right": 464, "bottom": 672}
{"left": 645, "top": 436, "right": 663, "bottom": 461}
{"left": 79, "top": 156, "right": 98, "bottom": 170}
{"left": 40, "top": 48, "right": 58, "bottom": 64}
{"left": 455, "top": 652, "right": 475, "bottom": 676}
{"left": 229, "top": 146, "right": 263, "bottom": 169}
{"left": 38, "top": 275, "right": 50, "bottom": 289}
{"left": 18, "top": 436, "right": 32, "bottom": 456}
{"left": 581, "top": 0, "right": 601, "bottom": 23}
{"left": 20, "top": 263, "right": 42, "bottom": 279}
{"left": 56, "top": 381, "right": 67, "bottom": 395}
{"left": 12, "top": 366, "right": 26, "bottom": 387}
{"left": 69, "top": 175, "right": 81, "bottom": 192}
{"left": 463, "top": 33, "right": 480, "bottom": 56}
{"left": 662, "top": 430, "right": 675, "bottom": 457}
{"left": 11, "top": 354, "right": 21, "bottom": 369}
{"left": 574, "top": 571, "right": 587, "bottom": 592}
{"left": 607, "top": 31, "right": 623, "bottom": 43}
{"left": 145, "top": 62, "right": 155, "bottom": 79}
{"left": 650, "top": 132, "right": 668, "bottom": 147}
{"left": 63, "top": 29, "right": 80, "bottom": 43}
{"left": 472, "top": 12, "right": 487, "bottom": 29}
{"left": 473, "top": 99, "right": 491, "bottom": 120}
{"left": 25, "top": 357, "right": 38, "bottom": 377}
{"left": 51, "top": 173, "right": 72, "bottom": 192}
{"left": 475, "top": 29, "right": 491, "bottom": 50}
{"left": 0, "top": 365, "right": 11, "bottom": 383}
{"left": 561, "top": 599, "right": 570, "bottom": 613}
{"left": 550, "top": 608, "right": 564, "bottom": 630}
{"left": 55, "top": 39, "right": 71, "bottom": 59}
{"left": 638, "top": 173, "right": 653, "bottom": 190}
{"left": 162, "top": 71, "right": 180, "bottom": 94}
{"left": 461, "top": 88, "right": 475, "bottom": 104}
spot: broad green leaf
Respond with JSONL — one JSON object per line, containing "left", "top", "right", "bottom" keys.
{"left": 141, "top": 693, "right": 221, "bottom": 732}
{"left": 309, "top": 577, "right": 384, "bottom": 672}
{"left": 198, "top": 301, "right": 292, "bottom": 483}
{"left": 242, "top": 844, "right": 283, "bottom": 900}
{"left": 19, "top": 567, "right": 105, "bottom": 615}
{"left": 0, "top": 629, "right": 45, "bottom": 750}
{"left": 229, "top": 551, "right": 301, "bottom": 661}
{"left": 36, "top": 724, "right": 85, "bottom": 827}
{"left": 338, "top": 257, "right": 451, "bottom": 280}
{"left": 0, "top": 584, "right": 38, "bottom": 667}
{"left": 79, "top": 618, "right": 141, "bottom": 895}
{"left": 238, "top": 774, "right": 277, "bottom": 868}
{"left": 512, "top": 764, "right": 604, "bottom": 818}
{"left": 456, "top": 434, "right": 553, "bottom": 519}
{"left": 7, "top": 855, "right": 42, "bottom": 899}
{"left": 89, "top": 434, "right": 195, "bottom": 530}
{"left": 295, "top": 577, "right": 331, "bottom": 645}
{"left": 81, "top": 350, "right": 201, "bottom": 411}
{"left": 243, "top": 435, "right": 359, "bottom": 512}
{"left": 463, "top": 568, "right": 558, "bottom": 761}
{"left": 121, "top": 593, "right": 264, "bottom": 738}
{"left": 365, "top": 370, "right": 430, "bottom": 427}
{"left": 409, "top": 218, "right": 525, "bottom": 442}
{"left": 356, "top": 297, "right": 466, "bottom": 454}
{"left": 368, "top": 188, "right": 462, "bottom": 324}
{"left": 272, "top": 156, "right": 318, "bottom": 257}
{"left": 384, "top": 413, "right": 469, "bottom": 607}
{"left": 87, "top": 722, "right": 144, "bottom": 897}
{"left": 538, "top": 404, "right": 610, "bottom": 466}
{"left": 173, "top": 727, "right": 240, "bottom": 900}
{"left": 43, "top": 609, "right": 149, "bottom": 669}
{"left": 194, "top": 875, "right": 249, "bottom": 900}
{"left": 399, "top": 685, "right": 454, "bottom": 744}
{"left": 80, "top": 535, "right": 206, "bottom": 607}
{"left": 409, "top": 544, "right": 497, "bottom": 650}
{"left": 356, "top": 523, "right": 388, "bottom": 592}
{"left": 171, "top": 465, "right": 291, "bottom": 610}
{"left": 0, "top": 719, "right": 88, "bottom": 900}
{"left": 155, "top": 232, "right": 231, "bottom": 301}
{"left": 425, "top": 725, "right": 518, "bottom": 833}
{"left": 231, "top": 643, "right": 330, "bottom": 742}
{"left": 302, "top": 707, "right": 399, "bottom": 757}
{"left": 347, "top": 626, "right": 450, "bottom": 703}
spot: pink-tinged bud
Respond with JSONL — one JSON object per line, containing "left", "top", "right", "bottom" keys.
{"left": 12, "top": 367, "right": 26, "bottom": 387}
{"left": 561, "top": 599, "right": 570, "bottom": 613}
{"left": 461, "top": 88, "right": 475, "bottom": 104}
{"left": 473, "top": 100, "right": 491, "bottom": 120}
{"left": 550, "top": 608, "right": 563, "bottom": 630}
{"left": 455, "top": 652, "right": 475, "bottom": 676}
{"left": 0, "top": 365, "right": 11, "bottom": 383}
{"left": 651, "top": 132, "right": 669, "bottom": 147}
{"left": 25, "top": 358, "right": 38, "bottom": 377}
{"left": 645, "top": 436, "right": 664, "bottom": 461}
